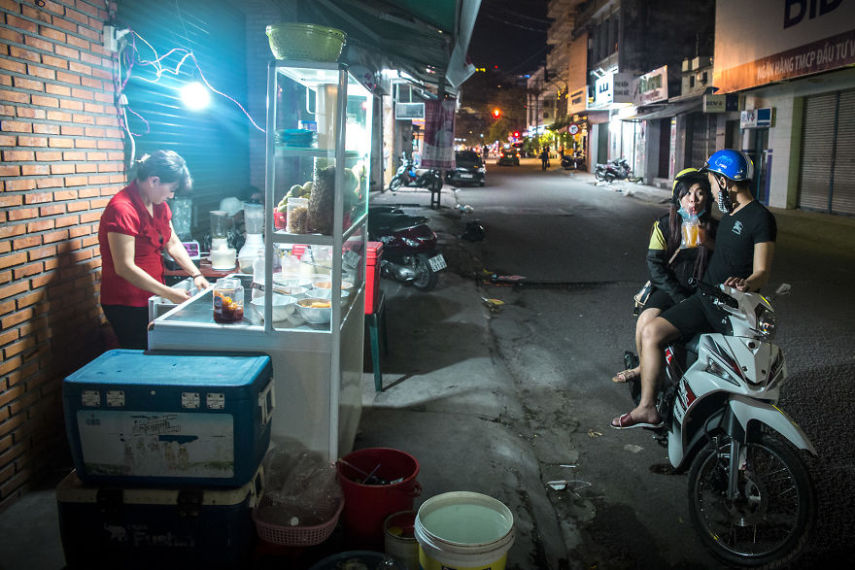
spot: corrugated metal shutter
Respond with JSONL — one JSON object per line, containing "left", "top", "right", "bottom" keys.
{"left": 798, "top": 89, "right": 855, "bottom": 215}
{"left": 686, "top": 112, "right": 715, "bottom": 169}
{"left": 116, "top": 0, "right": 250, "bottom": 225}
{"left": 831, "top": 90, "right": 855, "bottom": 215}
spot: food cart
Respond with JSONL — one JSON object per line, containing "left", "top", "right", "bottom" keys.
{"left": 149, "top": 59, "right": 373, "bottom": 461}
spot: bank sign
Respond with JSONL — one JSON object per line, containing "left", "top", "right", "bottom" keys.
{"left": 713, "top": 0, "right": 855, "bottom": 92}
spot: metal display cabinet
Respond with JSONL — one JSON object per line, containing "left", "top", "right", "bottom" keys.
{"left": 148, "top": 60, "right": 373, "bottom": 461}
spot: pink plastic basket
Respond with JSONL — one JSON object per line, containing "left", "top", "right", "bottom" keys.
{"left": 253, "top": 498, "right": 344, "bottom": 546}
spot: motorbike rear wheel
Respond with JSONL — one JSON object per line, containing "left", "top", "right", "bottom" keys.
{"left": 688, "top": 434, "right": 815, "bottom": 568}
{"left": 411, "top": 254, "right": 439, "bottom": 291}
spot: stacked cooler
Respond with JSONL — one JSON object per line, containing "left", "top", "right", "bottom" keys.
{"left": 58, "top": 349, "right": 274, "bottom": 569}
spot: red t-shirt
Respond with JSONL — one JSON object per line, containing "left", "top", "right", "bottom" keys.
{"left": 99, "top": 181, "right": 172, "bottom": 307}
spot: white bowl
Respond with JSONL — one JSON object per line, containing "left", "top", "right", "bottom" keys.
{"left": 272, "top": 284, "right": 308, "bottom": 298}
{"left": 251, "top": 294, "right": 297, "bottom": 322}
{"left": 311, "top": 278, "right": 353, "bottom": 291}
{"left": 274, "top": 273, "right": 313, "bottom": 289}
{"left": 296, "top": 297, "right": 331, "bottom": 324}
{"left": 309, "top": 287, "right": 350, "bottom": 300}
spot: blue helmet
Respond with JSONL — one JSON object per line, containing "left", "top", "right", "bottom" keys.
{"left": 702, "top": 149, "right": 753, "bottom": 181}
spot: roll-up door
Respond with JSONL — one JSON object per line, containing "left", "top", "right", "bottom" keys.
{"left": 116, "top": 0, "right": 249, "bottom": 225}
{"left": 831, "top": 90, "right": 855, "bottom": 214}
{"left": 686, "top": 113, "right": 716, "bottom": 169}
{"left": 798, "top": 90, "right": 855, "bottom": 215}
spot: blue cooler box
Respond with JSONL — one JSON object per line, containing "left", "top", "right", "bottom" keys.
{"left": 56, "top": 466, "right": 262, "bottom": 570}
{"left": 63, "top": 350, "right": 274, "bottom": 487}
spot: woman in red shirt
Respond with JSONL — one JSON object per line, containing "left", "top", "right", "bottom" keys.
{"left": 99, "top": 150, "right": 209, "bottom": 349}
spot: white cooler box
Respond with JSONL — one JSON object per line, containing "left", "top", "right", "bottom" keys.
{"left": 63, "top": 350, "right": 274, "bottom": 488}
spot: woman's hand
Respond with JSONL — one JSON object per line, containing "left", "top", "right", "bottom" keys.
{"left": 164, "top": 287, "right": 192, "bottom": 305}
{"left": 191, "top": 274, "right": 210, "bottom": 290}
{"left": 724, "top": 276, "right": 748, "bottom": 291}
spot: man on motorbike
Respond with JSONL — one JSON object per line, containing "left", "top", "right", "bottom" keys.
{"left": 611, "top": 150, "right": 777, "bottom": 429}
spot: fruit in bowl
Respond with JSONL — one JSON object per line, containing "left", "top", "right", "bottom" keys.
{"left": 297, "top": 297, "right": 332, "bottom": 324}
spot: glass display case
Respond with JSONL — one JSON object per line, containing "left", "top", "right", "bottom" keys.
{"left": 148, "top": 60, "right": 372, "bottom": 461}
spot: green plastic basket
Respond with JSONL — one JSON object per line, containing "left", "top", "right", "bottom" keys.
{"left": 265, "top": 23, "right": 346, "bottom": 62}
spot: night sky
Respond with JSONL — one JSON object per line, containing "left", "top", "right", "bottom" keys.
{"left": 468, "top": 0, "right": 549, "bottom": 75}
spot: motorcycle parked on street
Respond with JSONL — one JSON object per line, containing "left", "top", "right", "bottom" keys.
{"left": 622, "top": 282, "right": 815, "bottom": 567}
{"left": 367, "top": 206, "right": 446, "bottom": 291}
{"left": 561, "top": 152, "right": 586, "bottom": 170}
{"left": 386, "top": 160, "right": 443, "bottom": 192}
{"left": 594, "top": 157, "right": 632, "bottom": 182}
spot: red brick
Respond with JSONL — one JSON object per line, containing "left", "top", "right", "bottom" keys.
{"left": 23, "top": 192, "right": 52, "bottom": 204}
{"left": 39, "top": 26, "right": 66, "bottom": 43}
{"left": 68, "top": 224, "right": 91, "bottom": 237}
{"left": 53, "top": 18, "right": 77, "bottom": 35}
{"left": 31, "top": 123, "right": 59, "bottom": 135}
{"left": 0, "top": 194, "right": 22, "bottom": 207}
{"left": 14, "top": 107, "right": 45, "bottom": 119}
{"left": 0, "top": 408, "right": 24, "bottom": 436}
{"left": 40, "top": 54, "right": 69, "bottom": 69}
{"left": 34, "top": 178, "right": 62, "bottom": 189}
{"left": 0, "top": 328, "right": 19, "bottom": 347}
{"left": 60, "top": 125, "right": 84, "bottom": 136}
{"left": 0, "top": 281, "right": 29, "bottom": 299}
{"left": 70, "top": 87, "right": 93, "bottom": 100}
{"left": 42, "top": 229, "right": 68, "bottom": 243}
{"left": 74, "top": 138, "right": 95, "bottom": 148}
{"left": 1, "top": 120, "right": 32, "bottom": 133}
{"left": 75, "top": 163, "right": 96, "bottom": 173}
{"left": 4, "top": 179, "right": 36, "bottom": 192}
{"left": 68, "top": 61, "right": 91, "bottom": 75}
{"left": 0, "top": 307, "right": 32, "bottom": 330}
{"left": 29, "top": 273, "right": 52, "bottom": 289}
{"left": 1, "top": 149, "right": 34, "bottom": 161}
{"left": 26, "top": 64, "right": 56, "bottom": 81}
{"left": 30, "top": 95, "right": 59, "bottom": 108}
{"left": 70, "top": 113, "right": 93, "bottom": 124}
{"left": 55, "top": 70, "right": 80, "bottom": 85}
{"left": 0, "top": 59, "right": 26, "bottom": 74}
{"left": 63, "top": 176, "right": 87, "bottom": 187}
{"left": 21, "top": 163, "right": 52, "bottom": 175}
{"left": 79, "top": 211, "right": 101, "bottom": 223}
{"left": 0, "top": 253, "right": 27, "bottom": 271}
{"left": 58, "top": 98, "right": 83, "bottom": 111}
{"left": 26, "top": 220, "right": 54, "bottom": 233}
{"left": 0, "top": 27, "right": 24, "bottom": 44}
{"left": 0, "top": 224, "right": 26, "bottom": 239}
{"left": 54, "top": 216, "right": 78, "bottom": 228}
{"left": 0, "top": 135, "right": 16, "bottom": 146}
{"left": 81, "top": 76, "right": 101, "bottom": 90}
{"left": 28, "top": 245, "right": 57, "bottom": 260}
{"left": 17, "top": 136, "right": 47, "bottom": 147}
{"left": 6, "top": 207, "right": 38, "bottom": 222}
{"left": 44, "top": 84, "right": 71, "bottom": 96}
{"left": 12, "top": 235, "right": 41, "bottom": 250}
{"left": 48, "top": 137, "right": 73, "bottom": 148}
{"left": 78, "top": 28, "right": 99, "bottom": 43}
{"left": 38, "top": 204, "right": 65, "bottom": 216}
{"left": 66, "top": 200, "right": 90, "bottom": 212}
{"left": 7, "top": 46, "right": 40, "bottom": 64}
{"left": 63, "top": 151, "right": 86, "bottom": 161}
{"left": 50, "top": 164, "right": 75, "bottom": 175}
{"left": 23, "top": 35, "right": 53, "bottom": 53}
{"left": 35, "top": 150, "right": 62, "bottom": 161}
{"left": 53, "top": 189, "right": 78, "bottom": 200}
{"left": 12, "top": 77, "right": 44, "bottom": 91}
{"left": 5, "top": 15, "right": 38, "bottom": 34}
{"left": 13, "top": 262, "right": 43, "bottom": 280}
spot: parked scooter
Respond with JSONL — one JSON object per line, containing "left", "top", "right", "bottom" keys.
{"left": 594, "top": 158, "right": 632, "bottom": 182}
{"left": 386, "top": 160, "right": 443, "bottom": 192}
{"left": 561, "top": 152, "right": 586, "bottom": 170}
{"left": 367, "top": 206, "right": 446, "bottom": 291}
{"left": 621, "top": 282, "right": 815, "bottom": 567}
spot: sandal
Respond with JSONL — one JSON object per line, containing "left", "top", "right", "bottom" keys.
{"left": 610, "top": 412, "right": 664, "bottom": 430}
{"left": 612, "top": 369, "right": 640, "bottom": 383}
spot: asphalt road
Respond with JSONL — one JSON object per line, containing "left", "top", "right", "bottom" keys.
{"left": 433, "top": 157, "right": 855, "bottom": 567}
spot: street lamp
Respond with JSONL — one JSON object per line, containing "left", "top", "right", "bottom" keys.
{"left": 492, "top": 107, "right": 501, "bottom": 119}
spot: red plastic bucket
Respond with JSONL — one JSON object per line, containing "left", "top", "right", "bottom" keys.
{"left": 337, "top": 447, "right": 421, "bottom": 547}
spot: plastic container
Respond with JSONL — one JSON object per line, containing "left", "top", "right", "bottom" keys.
{"left": 365, "top": 241, "right": 384, "bottom": 314}
{"left": 62, "top": 350, "right": 274, "bottom": 488}
{"left": 336, "top": 448, "right": 421, "bottom": 547}
{"left": 265, "top": 23, "right": 346, "bottom": 62}
{"left": 56, "top": 465, "right": 263, "bottom": 569}
{"left": 286, "top": 197, "right": 309, "bottom": 233}
{"left": 414, "top": 492, "right": 515, "bottom": 570}
{"left": 384, "top": 510, "right": 419, "bottom": 570}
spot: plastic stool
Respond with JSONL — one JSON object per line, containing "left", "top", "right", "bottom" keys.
{"left": 366, "top": 291, "right": 388, "bottom": 391}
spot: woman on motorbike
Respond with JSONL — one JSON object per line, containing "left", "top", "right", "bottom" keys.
{"left": 611, "top": 168, "right": 717, "bottom": 384}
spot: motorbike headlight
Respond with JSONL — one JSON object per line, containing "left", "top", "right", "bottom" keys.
{"left": 403, "top": 237, "right": 420, "bottom": 248}
{"left": 755, "top": 305, "right": 776, "bottom": 339}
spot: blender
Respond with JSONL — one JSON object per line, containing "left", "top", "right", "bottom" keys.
{"left": 238, "top": 202, "right": 264, "bottom": 273}
{"left": 209, "top": 210, "right": 236, "bottom": 270}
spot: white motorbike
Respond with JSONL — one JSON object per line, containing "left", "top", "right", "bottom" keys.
{"left": 627, "top": 282, "right": 816, "bottom": 567}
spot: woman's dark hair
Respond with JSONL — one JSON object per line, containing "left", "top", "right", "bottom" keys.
{"left": 667, "top": 172, "right": 714, "bottom": 281}
{"left": 133, "top": 150, "right": 192, "bottom": 193}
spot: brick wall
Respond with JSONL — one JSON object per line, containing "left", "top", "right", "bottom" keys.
{"left": 0, "top": 0, "right": 121, "bottom": 509}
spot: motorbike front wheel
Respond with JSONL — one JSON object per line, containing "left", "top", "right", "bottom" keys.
{"left": 688, "top": 434, "right": 815, "bottom": 568}
{"left": 410, "top": 254, "right": 439, "bottom": 291}
{"left": 389, "top": 176, "right": 403, "bottom": 191}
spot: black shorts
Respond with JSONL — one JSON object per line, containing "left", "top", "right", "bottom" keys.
{"left": 645, "top": 288, "right": 678, "bottom": 312}
{"left": 659, "top": 292, "right": 728, "bottom": 341}
{"left": 102, "top": 304, "right": 149, "bottom": 349}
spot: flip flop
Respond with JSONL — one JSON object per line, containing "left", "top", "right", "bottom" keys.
{"left": 612, "top": 369, "right": 640, "bottom": 383}
{"left": 610, "top": 412, "right": 664, "bottom": 430}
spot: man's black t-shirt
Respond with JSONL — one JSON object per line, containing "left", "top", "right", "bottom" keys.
{"left": 703, "top": 200, "right": 776, "bottom": 286}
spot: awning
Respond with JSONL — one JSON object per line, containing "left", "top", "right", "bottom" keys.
{"left": 624, "top": 98, "right": 702, "bottom": 121}
{"left": 301, "top": 0, "right": 481, "bottom": 93}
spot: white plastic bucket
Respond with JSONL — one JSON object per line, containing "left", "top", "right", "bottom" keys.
{"left": 414, "top": 491, "right": 515, "bottom": 570}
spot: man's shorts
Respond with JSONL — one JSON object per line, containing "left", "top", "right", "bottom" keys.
{"left": 659, "top": 291, "right": 728, "bottom": 341}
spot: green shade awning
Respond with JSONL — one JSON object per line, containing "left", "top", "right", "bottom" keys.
{"left": 301, "top": 0, "right": 481, "bottom": 92}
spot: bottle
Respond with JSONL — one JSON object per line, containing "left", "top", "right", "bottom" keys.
{"left": 212, "top": 279, "right": 244, "bottom": 323}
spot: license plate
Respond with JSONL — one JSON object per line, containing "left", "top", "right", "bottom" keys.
{"left": 461, "top": 173, "right": 473, "bottom": 178}
{"left": 428, "top": 254, "right": 447, "bottom": 272}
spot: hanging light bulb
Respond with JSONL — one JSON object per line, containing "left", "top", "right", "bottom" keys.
{"left": 180, "top": 81, "right": 211, "bottom": 111}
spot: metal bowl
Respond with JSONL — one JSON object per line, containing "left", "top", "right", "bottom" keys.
{"left": 251, "top": 294, "right": 297, "bottom": 322}
{"left": 296, "top": 297, "right": 332, "bottom": 324}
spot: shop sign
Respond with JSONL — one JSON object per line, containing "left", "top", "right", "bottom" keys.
{"left": 613, "top": 73, "right": 635, "bottom": 103}
{"left": 714, "top": 0, "right": 855, "bottom": 92}
{"left": 568, "top": 87, "right": 587, "bottom": 114}
{"left": 740, "top": 108, "right": 773, "bottom": 129}
{"left": 637, "top": 66, "right": 668, "bottom": 105}
{"left": 395, "top": 102, "right": 424, "bottom": 119}
{"left": 594, "top": 74, "right": 613, "bottom": 107}
{"left": 703, "top": 93, "right": 741, "bottom": 113}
